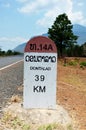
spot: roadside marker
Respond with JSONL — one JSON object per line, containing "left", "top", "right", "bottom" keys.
{"left": 24, "top": 36, "right": 57, "bottom": 109}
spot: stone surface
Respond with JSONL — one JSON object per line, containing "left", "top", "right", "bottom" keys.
{"left": 4, "top": 103, "right": 72, "bottom": 126}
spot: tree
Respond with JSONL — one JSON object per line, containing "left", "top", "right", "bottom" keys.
{"left": 0, "top": 48, "right": 2, "bottom": 56}
{"left": 6, "top": 50, "right": 13, "bottom": 55}
{"left": 48, "top": 13, "right": 78, "bottom": 57}
{"left": 81, "top": 42, "right": 86, "bottom": 56}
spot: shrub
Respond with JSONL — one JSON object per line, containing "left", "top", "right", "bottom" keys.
{"left": 68, "top": 61, "right": 78, "bottom": 66}
{"left": 80, "top": 61, "right": 86, "bottom": 66}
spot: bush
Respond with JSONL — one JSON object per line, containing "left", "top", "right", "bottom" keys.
{"left": 80, "top": 61, "right": 86, "bottom": 67}
{"left": 0, "top": 49, "right": 21, "bottom": 56}
{"left": 68, "top": 61, "right": 78, "bottom": 66}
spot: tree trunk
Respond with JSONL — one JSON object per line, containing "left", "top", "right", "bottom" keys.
{"left": 60, "top": 41, "right": 63, "bottom": 57}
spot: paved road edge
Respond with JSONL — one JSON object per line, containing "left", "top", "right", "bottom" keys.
{"left": 0, "top": 59, "right": 23, "bottom": 71}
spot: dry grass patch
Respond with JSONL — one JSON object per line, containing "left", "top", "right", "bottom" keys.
{"left": 0, "top": 111, "right": 73, "bottom": 130}
{"left": 10, "top": 95, "right": 22, "bottom": 103}
{"left": 0, "top": 111, "right": 30, "bottom": 130}
{"left": 58, "top": 58, "right": 86, "bottom": 95}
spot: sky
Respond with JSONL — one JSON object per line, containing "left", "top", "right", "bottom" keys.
{"left": 0, "top": 0, "right": 86, "bottom": 51}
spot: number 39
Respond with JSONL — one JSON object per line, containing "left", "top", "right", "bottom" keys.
{"left": 35, "top": 75, "right": 45, "bottom": 81}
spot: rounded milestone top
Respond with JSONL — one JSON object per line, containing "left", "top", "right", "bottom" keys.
{"left": 24, "top": 36, "right": 57, "bottom": 53}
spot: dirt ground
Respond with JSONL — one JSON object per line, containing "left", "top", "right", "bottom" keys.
{"left": 57, "top": 58, "right": 86, "bottom": 130}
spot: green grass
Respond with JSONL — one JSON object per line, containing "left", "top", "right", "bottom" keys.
{"left": 1, "top": 112, "right": 30, "bottom": 130}
{"left": 68, "top": 61, "right": 78, "bottom": 66}
{"left": 80, "top": 61, "right": 86, "bottom": 67}
{"left": 38, "top": 123, "right": 73, "bottom": 130}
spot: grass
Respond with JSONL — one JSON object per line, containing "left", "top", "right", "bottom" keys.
{"left": 68, "top": 61, "right": 78, "bottom": 66}
{"left": 80, "top": 61, "right": 86, "bottom": 69}
{"left": 59, "top": 69, "right": 86, "bottom": 94}
{"left": 1, "top": 111, "right": 30, "bottom": 130}
{"left": 62, "top": 57, "right": 86, "bottom": 69}
{"left": 38, "top": 123, "right": 73, "bottom": 130}
{"left": 58, "top": 58, "right": 86, "bottom": 94}
{"left": 10, "top": 95, "right": 21, "bottom": 103}
{"left": 0, "top": 111, "right": 74, "bottom": 130}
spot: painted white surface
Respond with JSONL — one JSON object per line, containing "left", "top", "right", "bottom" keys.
{"left": 24, "top": 52, "right": 57, "bottom": 109}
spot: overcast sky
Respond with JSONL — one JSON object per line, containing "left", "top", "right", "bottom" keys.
{"left": 0, "top": 0, "right": 86, "bottom": 50}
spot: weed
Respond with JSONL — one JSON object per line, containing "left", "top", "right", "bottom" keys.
{"left": 80, "top": 61, "right": 86, "bottom": 67}
{"left": 68, "top": 61, "right": 78, "bottom": 66}
{"left": 22, "top": 124, "right": 30, "bottom": 130}
{"left": 1, "top": 112, "right": 30, "bottom": 130}
{"left": 74, "top": 58, "right": 80, "bottom": 62}
{"left": 10, "top": 95, "right": 21, "bottom": 103}
{"left": 12, "top": 117, "right": 22, "bottom": 128}
{"left": 38, "top": 123, "right": 70, "bottom": 130}
{"left": 12, "top": 117, "right": 30, "bottom": 130}
{"left": 46, "top": 125, "right": 52, "bottom": 130}
{"left": 1, "top": 111, "right": 13, "bottom": 123}
{"left": 67, "top": 124, "right": 73, "bottom": 130}
{"left": 38, "top": 125, "right": 45, "bottom": 130}
{"left": 63, "top": 63, "right": 67, "bottom": 66}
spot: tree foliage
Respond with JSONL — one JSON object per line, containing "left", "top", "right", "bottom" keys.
{"left": 81, "top": 42, "right": 86, "bottom": 56}
{"left": 0, "top": 49, "right": 21, "bottom": 56}
{"left": 48, "top": 13, "right": 78, "bottom": 57}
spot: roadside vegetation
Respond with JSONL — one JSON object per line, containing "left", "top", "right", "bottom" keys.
{"left": 0, "top": 94, "right": 74, "bottom": 130}
{"left": 0, "top": 49, "right": 21, "bottom": 56}
{"left": 0, "top": 111, "right": 73, "bottom": 130}
{"left": 63, "top": 57, "right": 86, "bottom": 69}
{"left": 58, "top": 57, "right": 86, "bottom": 95}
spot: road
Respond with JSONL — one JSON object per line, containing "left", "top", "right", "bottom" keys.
{"left": 0, "top": 56, "right": 23, "bottom": 117}
{"left": 0, "top": 55, "right": 23, "bottom": 69}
